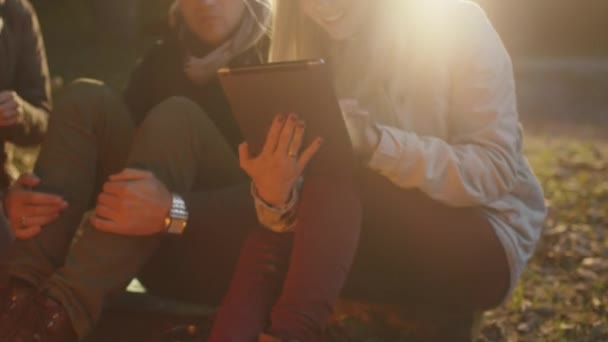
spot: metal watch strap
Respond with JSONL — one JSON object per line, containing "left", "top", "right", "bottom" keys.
{"left": 165, "top": 194, "right": 188, "bottom": 235}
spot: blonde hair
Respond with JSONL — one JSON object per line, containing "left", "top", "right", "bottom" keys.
{"left": 269, "top": 0, "right": 458, "bottom": 124}
{"left": 269, "top": 0, "right": 466, "bottom": 125}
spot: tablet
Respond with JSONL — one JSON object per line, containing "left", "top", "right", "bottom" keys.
{"left": 218, "top": 59, "right": 355, "bottom": 175}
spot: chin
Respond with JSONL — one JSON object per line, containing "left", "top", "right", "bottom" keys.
{"left": 323, "top": 25, "right": 356, "bottom": 41}
{"left": 327, "top": 30, "right": 354, "bottom": 41}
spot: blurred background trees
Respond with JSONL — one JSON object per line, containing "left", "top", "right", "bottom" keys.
{"left": 29, "top": 0, "right": 608, "bottom": 57}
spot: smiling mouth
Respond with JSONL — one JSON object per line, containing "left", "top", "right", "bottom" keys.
{"left": 320, "top": 9, "right": 346, "bottom": 23}
{"left": 322, "top": 11, "right": 344, "bottom": 23}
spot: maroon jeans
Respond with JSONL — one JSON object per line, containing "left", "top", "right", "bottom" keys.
{"left": 208, "top": 168, "right": 510, "bottom": 341}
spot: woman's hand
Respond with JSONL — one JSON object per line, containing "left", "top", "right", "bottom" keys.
{"left": 4, "top": 173, "right": 68, "bottom": 240}
{"left": 239, "top": 113, "right": 323, "bottom": 207}
{"left": 339, "top": 99, "right": 380, "bottom": 160}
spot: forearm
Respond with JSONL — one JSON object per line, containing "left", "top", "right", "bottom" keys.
{"left": 368, "top": 125, "right": 520, "bottom": 206}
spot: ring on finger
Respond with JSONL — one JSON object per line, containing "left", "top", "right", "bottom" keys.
{"left": 20, "top": 215, "right": 27, "bottom": 227}
{"left": 288, "top": 151, "right": 297, "bottom": 158}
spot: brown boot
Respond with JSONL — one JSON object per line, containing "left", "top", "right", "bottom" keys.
{"left": 10, "top": 294, "right": 77, "bottom": 342}
{"left": 0, "top": 278, "right": 37, "bottom": 339}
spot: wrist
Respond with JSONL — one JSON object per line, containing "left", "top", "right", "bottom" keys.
{"left": 254, "top": 185, "right": 291, "bottom": 208}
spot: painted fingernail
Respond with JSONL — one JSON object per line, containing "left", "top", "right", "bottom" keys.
{"left": 297, "top": 121, "right": 306, "bottom": 128}
{"left": 290, "top": 114, "right": 298, "bottom": 122}
{"left": 317, "top": 138, "right": 324, "bottom": 145}
{"left": 277, "top": 114, "right": 285, "bottom": 122}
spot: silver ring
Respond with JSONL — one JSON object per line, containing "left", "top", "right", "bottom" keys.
{"left": 288, "top": 151, "right": 297, "bottom": 158}
{"left": 20, "top": 215, "right": 27, "bottom": 227}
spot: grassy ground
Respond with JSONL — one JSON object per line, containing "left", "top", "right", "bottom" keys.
{"left": 13, "top": 7, "right": 607, "bottom": 340}
{"left": 478, "top": 136, "right": 608, "bottom": 342}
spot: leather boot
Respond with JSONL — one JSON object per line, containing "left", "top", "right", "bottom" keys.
{"left": 0, "top": 278, "right": 37, "bottom": 339}
{"left": 9, "top": 293, "right": 77, "bottom": 342}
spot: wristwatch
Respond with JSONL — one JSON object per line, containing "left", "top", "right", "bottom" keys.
{"left": 164, "top": 194, "right": 188, "bottom": 235}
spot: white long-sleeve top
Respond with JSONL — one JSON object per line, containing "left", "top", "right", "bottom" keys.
{"left": 253, "top": 0, "right": 546, "bottom": 296}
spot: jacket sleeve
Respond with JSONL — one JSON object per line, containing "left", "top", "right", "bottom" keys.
{"left": 123, "top": 41, "right": 173, "bottom": 127}
{"left": 1, "top": 0, "right": 51, "bottom": 146}
{"left": 368, "top": 3, "right": 522, "bottom": 207}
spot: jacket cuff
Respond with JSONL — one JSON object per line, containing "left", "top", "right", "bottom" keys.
{"left": 251, "top": 182, "right": 299, "bottom": 233}
{"left": 367, "top": 125, "right": 416, "bottom": 172}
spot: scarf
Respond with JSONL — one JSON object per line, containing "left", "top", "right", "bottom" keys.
{"left": 170, "top": 0, "right": 271, "bottom": 84}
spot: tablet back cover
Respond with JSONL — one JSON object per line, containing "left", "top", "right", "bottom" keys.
{"left": 218, "top": 60, "right": 355, "bottom": 176}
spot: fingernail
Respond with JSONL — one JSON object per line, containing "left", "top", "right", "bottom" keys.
{"left": 290, "top": 114, "right": 298, "bottom": 122}
{"left": 277, "top": 114, "right": 285, "bottom": 122}
{"left": 297, "top": 121, "right": 305, "bottom": 128}
{"left": 317, "top": 138, "right": 324, "bottom": 145}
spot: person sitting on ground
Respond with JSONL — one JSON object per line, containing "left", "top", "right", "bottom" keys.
{"left": 0, "top": 0, "right": 51, "bottom": 253}
{"left": 0, "top": 0, "right": 270, "bottom": 340}
{"left": 207, "top": 0, "right": 547, "bottom": 341}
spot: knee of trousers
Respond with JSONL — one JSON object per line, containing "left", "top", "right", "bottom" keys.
{"left": 137, "top": 96, "right": 216, "bottom": 137}
{"left": 53, "top": 78, "right": 117, "bottom": 123}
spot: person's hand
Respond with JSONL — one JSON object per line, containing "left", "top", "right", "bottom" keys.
{"left": 239, "top": 113, "right": 323, "bottom": 207}
{"left": 91, "top": 169, "right": 172, "bottom": 236}
{"left": 0, "top": 91, "right": 24, "bottom": 127}
{"left": 339, "top": 99, "right": 380, "bottom": 160}
{"left": 4, "top": 173, "right": 68, "bottom": 240}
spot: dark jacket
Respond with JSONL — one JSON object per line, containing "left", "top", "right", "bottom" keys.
{"left": 0, "top": 0, "right": 51, "bottom": 189}
{"left": 123, "top": 34, "right": 267, "bottom": 153}
{"left": 122, "top": 30, "right": 268, "bottom": 230}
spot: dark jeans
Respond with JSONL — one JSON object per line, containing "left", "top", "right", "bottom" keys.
{"left": 0, "top": 214, "right": 12, "bottom": 258}
{"left": 209, "top": 161, "right": 511, "bottom": 341}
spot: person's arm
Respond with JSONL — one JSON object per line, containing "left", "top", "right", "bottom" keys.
{"left": 239, "top": 114, "right": 321, "bottom": 233}
{"left": 123, "top": 40, "right": 175, "bottom": 126}
{"left": 0, "top": 0, "right": 51, "bottom": 146}
{"left": 249, "top": 181, "right": 299, "bottom": 233}
{"left": 367, "top": 3, "right": 522, "bottom": 207}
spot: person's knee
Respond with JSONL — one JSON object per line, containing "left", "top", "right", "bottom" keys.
{"left": 54, "top": 79, "right": 115, "bottom": 122}
{"left": 139, "top": 96, "right": 214, "bottom": 135}
{"left": 60, "top": 79, "right": 112, "bottom": 104}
